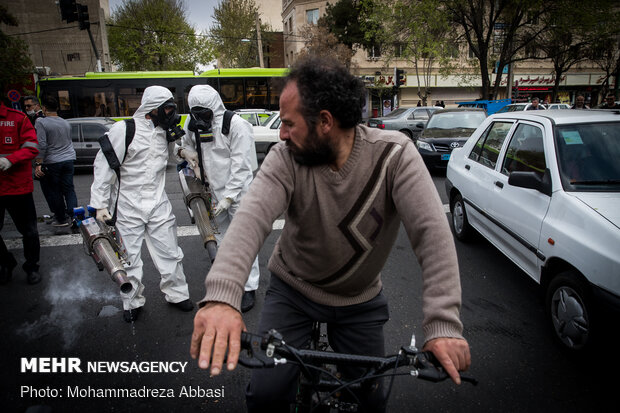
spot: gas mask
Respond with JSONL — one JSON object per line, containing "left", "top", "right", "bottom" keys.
{"left": 188, "top": 107, "right": 214, "bottom": 143}
{"left": 150, "top": 99, "right": 185, "bottom": 142}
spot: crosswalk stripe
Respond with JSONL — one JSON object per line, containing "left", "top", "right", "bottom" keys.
{"left": 6, "top": 205, "right": 450, "bottom": 250}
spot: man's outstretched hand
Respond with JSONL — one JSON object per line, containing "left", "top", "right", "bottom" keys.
{"left": 190, "top": 302, "right": 245, "bottom": 376}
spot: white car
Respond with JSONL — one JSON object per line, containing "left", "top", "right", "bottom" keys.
{"left": 495, "top": 103, "right": 547, "bottom": 113}
{"left": 252, "top": 111, "right": 281, "bottom": 155}
{"left": 445, "top": 110, "right": 620, "bottom": 352}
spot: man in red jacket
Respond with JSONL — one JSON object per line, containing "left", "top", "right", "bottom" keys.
{"left": 0, "top": 102, "right": 42, "bottom": 285}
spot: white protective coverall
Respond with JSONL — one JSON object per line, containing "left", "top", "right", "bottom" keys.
{"left": 90, "top": 86, "right": 190, "bottom": 310}
{"left": 177, "top": 85, "right": 260, "bottom": 292}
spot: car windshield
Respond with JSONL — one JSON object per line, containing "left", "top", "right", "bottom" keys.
{"left": 555, "top": 122, "right": 620, "bottom": 192}
{"left": 260, "top": 112, "right": 279, "bottom": 126}
{"left": 425, "top": 112, "right": 487, "bottom": 130}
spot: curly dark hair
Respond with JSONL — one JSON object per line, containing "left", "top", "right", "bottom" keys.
{"left": 282, "top": 56, "right": 365, "bottom": 130}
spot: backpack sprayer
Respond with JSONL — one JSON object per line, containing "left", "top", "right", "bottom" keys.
{"left": 178, "top": 167, "right": 219, "bottom": 263}
{"left": 73, "top": 206, "right": 133, "bottom": 293}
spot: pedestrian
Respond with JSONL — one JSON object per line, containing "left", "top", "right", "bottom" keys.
{"left": 600, "top": 93, "right": 620, "bottom": 109}
{"left": 440, "top": 100, "right": 446, "bottom": 108}
{"left": 33, "top": 96, "right": 78, "bottom": 227}
{"left": 90, "top": 86, "right": 193, "bottom": 322}
{"left": 571, "top": 94, "right": 589, "bottom": 110}
{"left": 0, "top": 102, "right": 42, "bottom": 285}
{"left": 526, "top": 97, "right": 545, "bottom": 110}
{"left": 23, "top": 96, "right": 45, "bottom": 126}
{"left": 176, "top": 85, "right": 260, "bottom": 312}
{"left": 416, "top": 100, "right": 422, "bottom": 107}
{"left": 190, "top": 56, "right": 471, "bottom": 412}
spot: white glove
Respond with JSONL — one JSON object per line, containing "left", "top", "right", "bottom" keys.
{"left": 213, "top": 197, "right": 233, "bottom": 217}
{"left": 96, "top": 208, "right": 112, "bottom": 222}
{"left": 180, "top": 148, "right": 201, "bottom": 180}
{"left": 0, "top": 157, "right": 12, "bottom": 171}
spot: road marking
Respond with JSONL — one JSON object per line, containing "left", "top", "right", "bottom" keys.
{"left": 6, "top": 205, "right": 450, "bottom": 250}
{"left": 5, "top": 218, "right": 287, "bottom": 250}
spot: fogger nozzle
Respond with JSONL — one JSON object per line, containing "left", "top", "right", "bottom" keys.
{"left": 179, "top": 169, "right": 218, "bottom": 263}
{"left": 76, "top": 214, "right": 133, "bottom": 293}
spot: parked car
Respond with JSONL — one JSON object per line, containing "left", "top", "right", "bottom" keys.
{"left": 545, "top": 103, "right": 570, "bottom": 110}
{"left": 415, "top": 108, "right": 487, "bottom": 170}
{"left": 235, "top": 109, "right": 273, "bottom": 126}
{"left": 66, "top": 117, "right": 116, "bottom": 168}
{"left": 445, "top": 110, "right": 620, "bottom": 352}
{"left": 367, "top": 106, "right": 441, "bottom": 140}
{"left": 456, "top": 99, "right": 511, "bottom": 115}
{"left": 252, "top": 111, "right": 281, "bottom": 155}
{"left": 495, "top": 103, "right": 547, "bottom": 113}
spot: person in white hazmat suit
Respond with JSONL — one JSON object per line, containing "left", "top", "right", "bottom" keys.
{"left": 90, "top": 86, "right": 194, "bottom": 323}
{"left": 176, "top": 85, "right": 260, "bottom": 312}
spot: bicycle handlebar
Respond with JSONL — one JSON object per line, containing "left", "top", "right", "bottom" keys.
{"left": 238, "top": 329, "right": 477, "bottom": 386}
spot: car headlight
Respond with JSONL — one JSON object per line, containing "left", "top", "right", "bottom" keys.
{"left": 416, "top": 140, "right": 433, "bottom": 151}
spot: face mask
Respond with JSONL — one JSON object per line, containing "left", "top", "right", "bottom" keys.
{"left": 26, "top": 110, "right": 35, "bottom": 116}
{"left": 150, "top": 99, "right": 185, "bottom": 142}
{"left": 189, "top": 107, "right": 214, "bottom": 143}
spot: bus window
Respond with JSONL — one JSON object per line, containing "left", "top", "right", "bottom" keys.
{"left": 117, "top": 87, "right": 146, "bottom": 117}
{"left": 246, "top": 79, "right": 268, "bottom": 108}
{"left": 78, "top": 88, "right": 117, "bottom": 117}
{"left": 219, "top": 79, "right": 244, "bottom": 109}
{"left": 57, "top": 90, "right": 72, "bottom": 118}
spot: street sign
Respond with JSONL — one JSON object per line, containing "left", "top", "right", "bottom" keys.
{"left": 7, "top": 89, "right": 21, "bottom": 102}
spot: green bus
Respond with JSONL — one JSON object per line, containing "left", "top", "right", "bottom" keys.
{"left": 36, "top": 68, "right": 288, "bottom": 119}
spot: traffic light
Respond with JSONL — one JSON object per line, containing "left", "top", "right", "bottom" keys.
{"left": 394, "top": 68, "right": 406, "bottom": 88}
{"left": 77, "top": 3, "right": 90, "bottom": 30}
{"left": 59, "top": 0, "right": 78, "bottom": 23}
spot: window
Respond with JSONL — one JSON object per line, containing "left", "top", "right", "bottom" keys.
{"left": 82, "top": 124, "right": 109, "bottom": 143}
{"left": 306, "top": 9, "right": 319, "bottom": 25}
{"left": 219, "top": 79, "right": 244, "bottom": 109}
{"left": 288, "top": 17, "right": 293, "bottom": 33}
{"left": 246, "top": 79, "right": 268, "bottom": 108}
{"left": 469, "top": 121, "right": 513, "bottom": 169}
{"left": 367, "top": 44, "right": 382, "bottom": 59}
{"left": 394, "top": 43, "right": 405, "bottom": 58}
{"left": 408, "top": 109, "right": 430, "bottom": 120}
{"left": 67, "top": 53, "right": 80, "bottom": 61}
{"left": 501, "top": 124, "right": 546, "bottom": 177}
{"left": 70, "top": 124, "right": 80, "bottom": 143}
{"left": 468, "top": 45, "right": 476, "bottom": 59}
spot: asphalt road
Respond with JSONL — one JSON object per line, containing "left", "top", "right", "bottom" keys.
{"left": 1, "top": 162, "right": 613, "bottom": 413}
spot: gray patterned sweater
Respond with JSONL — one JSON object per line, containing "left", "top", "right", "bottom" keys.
{"left": 201, "top": 125, "right": 464, "bottom": 342}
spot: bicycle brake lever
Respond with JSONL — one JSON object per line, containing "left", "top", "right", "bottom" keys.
{"left": 414, "top": 351, "right": 477, "bottom": 385}
{"left": 236, "top": 332, "right": 276, "bottom": 369}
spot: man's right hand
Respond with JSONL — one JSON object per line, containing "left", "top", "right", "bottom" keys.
{"left": 190, "top": 302, "right": 245, "bottom": 376}
{"left": 96, "top": 208, "right": 112, "bottom": 222}
{"left": 180, "top": 148, "right": 201, "bottom": 180}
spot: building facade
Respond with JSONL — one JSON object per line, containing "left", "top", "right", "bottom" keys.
{"left": 281, "top": 0, "right": 610, "bottom": 117}
{"left": 2, "top": 0, "right": 113, "bottom": 77}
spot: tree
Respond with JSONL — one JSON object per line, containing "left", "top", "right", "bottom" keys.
{"left": 442, "top": 0, "right": 547, "bottom": 100}
{"left": 322, "top": 0, "right": 379, "bottom": 51}
{"left": 585, "top": 3, "right": 620, "bottom": 103}
{"left": 210, "top": 0, "right": 271, "bottom": 68}
{"left": 0, "top": 5, "right": 34, "bottom": 101}
{"left": 298, "top": 23, "right": 355, "bottom": 69}
{"left": 364, "top": 0, "right": 455, "bottom": 105}
{"left": 107, "top": 0, "right": 212, "bottom": 71}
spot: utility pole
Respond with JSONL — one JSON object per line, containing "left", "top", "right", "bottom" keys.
{"left": 255, "top": 13, "right": 264, "bottom": 68}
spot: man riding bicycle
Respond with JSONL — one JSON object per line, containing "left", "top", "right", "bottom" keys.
{"left": 190, "top": 56, "right": 471, "bottom": 412}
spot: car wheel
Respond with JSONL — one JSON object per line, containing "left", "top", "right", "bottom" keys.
{"left": 450, "top": 193, "right": 471, "bottom": 241}
{"left": 546, "top": 272, "right": 593, "bottom": 352}
{"left": 399, "top": 129, "right": 413, "bottom": 139}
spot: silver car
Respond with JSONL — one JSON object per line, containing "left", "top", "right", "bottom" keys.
{"left": 66, "top": 117, "right": 116, "bottom": 168}
{"left": 367, "top": 106, "right": 441, "bottom": 140}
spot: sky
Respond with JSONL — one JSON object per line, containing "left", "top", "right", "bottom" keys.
{"left": 108, "top": 0, "right": 219, "bottom": 32}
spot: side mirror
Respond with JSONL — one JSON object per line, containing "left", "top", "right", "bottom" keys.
{"left": 508, "top": 168, "right": 552, "bottom": 196}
